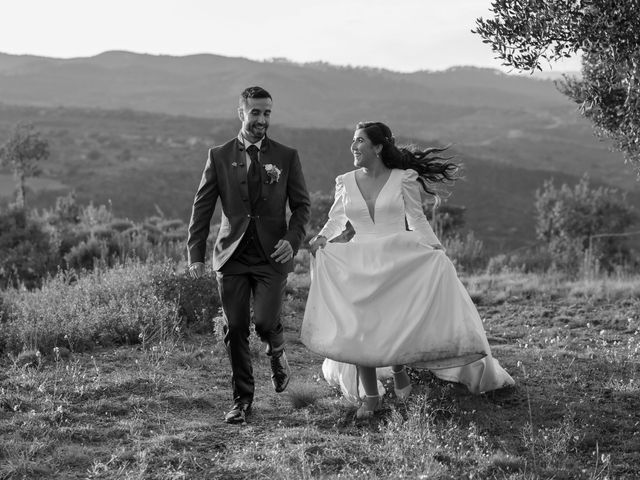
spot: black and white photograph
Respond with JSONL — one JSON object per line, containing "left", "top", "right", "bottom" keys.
{"left": 0, "top": 1, "right": 638, "bottom": 478}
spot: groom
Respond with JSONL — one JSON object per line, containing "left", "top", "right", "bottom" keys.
{"left": 187, "top": 86, "right": 310, "bottom": 424}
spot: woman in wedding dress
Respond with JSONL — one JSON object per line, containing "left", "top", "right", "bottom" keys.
{"left": 301, "top": 121, "right": 514, "bottom": 419}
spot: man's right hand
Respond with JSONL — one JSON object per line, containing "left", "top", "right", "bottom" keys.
{"left": 308, "top": 235, "right": 327, "bottom": 256}
{"left": 188, "top": 262, "right": 205, "bottom": 279}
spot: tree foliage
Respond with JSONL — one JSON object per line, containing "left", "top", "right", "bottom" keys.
{"left": 475, "top": 0, "right": 640, "bottom": 172}
{"left": 0, "top": 122, "right": 50, "bottom": 209}
{"left": 534, "top": 175, "right": 636, "bottom": 271}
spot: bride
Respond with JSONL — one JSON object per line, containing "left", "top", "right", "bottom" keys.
{"left": 301, "top": 121, "right": 514, "bottom": 419}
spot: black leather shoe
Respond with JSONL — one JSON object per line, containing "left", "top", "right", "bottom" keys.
{"left": 224, "top": 403, "right": 251, "bottom": 424}
{"left": 270, "top": 350, "right": 291, "bottom": 393}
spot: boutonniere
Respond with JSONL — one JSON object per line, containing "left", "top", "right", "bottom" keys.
{"left": 264, "top": 164, "right": 282, "bottom": 184}
{"left": 231, "top": 162, "right": 238, "bottom": 167}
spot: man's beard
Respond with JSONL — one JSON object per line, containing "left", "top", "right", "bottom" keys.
{"left": 249, "top": 123, "right": 267, "bottom": 138}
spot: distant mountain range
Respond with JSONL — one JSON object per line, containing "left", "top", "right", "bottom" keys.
{"left": 0, "top": 51, "right": 632, "bottom": 187}
{"left": 0, "top": 51, "right": 637, "bottom": 251}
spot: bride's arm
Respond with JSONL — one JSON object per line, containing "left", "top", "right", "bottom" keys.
{"left": 315, "top": 175, "right": 348, "bottom": 242}
{"left": 401, "top": 169, "right": 443, "bottom": 248}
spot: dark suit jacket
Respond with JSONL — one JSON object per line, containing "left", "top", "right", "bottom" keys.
{"left": 187, "top": 136, "right": 310, "bottom": 274}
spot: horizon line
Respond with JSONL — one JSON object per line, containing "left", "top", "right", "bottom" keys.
{"left": 0, "top": 49, "right": 581, "bottom": 77}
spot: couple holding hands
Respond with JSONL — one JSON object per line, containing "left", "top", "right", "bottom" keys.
{"left": 187, "top": 86, "right": 513, "bottom": 424}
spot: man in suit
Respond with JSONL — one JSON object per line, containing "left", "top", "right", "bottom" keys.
{"left": 187, "top": 86, "right": 310, "bottom": 424}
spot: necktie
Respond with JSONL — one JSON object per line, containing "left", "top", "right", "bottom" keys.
{"left": 246, "top": 144, "right": 261, "bottom": 208}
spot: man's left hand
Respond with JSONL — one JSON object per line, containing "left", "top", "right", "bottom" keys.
{"left": 272, "top": 239, "right": 294, "bottom": 263}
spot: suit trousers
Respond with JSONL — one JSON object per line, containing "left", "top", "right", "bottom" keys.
{"left": 217, "top": 258, "right": 287, "bottom": 404}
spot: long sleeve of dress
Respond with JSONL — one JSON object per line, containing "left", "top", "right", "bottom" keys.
{"left": 317, "top": 175, "right": 348, "bottom": 241}
{"left": 401, "top": 169, "right": 442, "bottom": 246}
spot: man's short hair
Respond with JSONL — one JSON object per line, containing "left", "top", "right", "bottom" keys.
{"left": 239, "top": 86, "right": 272, "bottom": 107}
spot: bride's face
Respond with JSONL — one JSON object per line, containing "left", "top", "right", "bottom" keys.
{"left": 351, "top": 129, "right": 381, "bottom": 168}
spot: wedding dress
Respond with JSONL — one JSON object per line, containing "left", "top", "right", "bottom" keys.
{"left": 301, "top": 168, "right": 514, "bottom": 403}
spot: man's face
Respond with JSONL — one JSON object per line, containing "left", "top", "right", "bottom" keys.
{"left": 238, "top": 97, "right": 272, "bottom": 143}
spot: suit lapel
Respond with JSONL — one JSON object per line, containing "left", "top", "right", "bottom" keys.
{"left": 259, "top": 138, "right": 280, "bottom": 197}
{"left": 233, "top": 139, "right": 251, "bottom": 212}
{"left": 258, "top": 144, "right": 268, "bottom": 189}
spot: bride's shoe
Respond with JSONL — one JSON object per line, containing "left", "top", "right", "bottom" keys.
{"left": 356, "top": 394, "right": 382, "bottom": 419}
{"left": 393, "top": 366, "right": 412, "bottom": 401}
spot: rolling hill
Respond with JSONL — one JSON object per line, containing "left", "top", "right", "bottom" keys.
{"left": 0, "top": 51, "right": 638, "bottom": 251}
{"left": 0, "top": 50, "right": 634, "bottom": 191}
{"left": 0, "top": 104, "right": 635, "bottom": 253}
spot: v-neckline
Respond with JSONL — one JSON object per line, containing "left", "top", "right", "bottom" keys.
{"left": 353, "top": 169, "right": 393, "bottom": 224}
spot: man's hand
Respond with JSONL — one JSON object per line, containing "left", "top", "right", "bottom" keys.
{"left": 308, "top": 235, "right": 327, "bottom": 256}
{"left": 271, "top": 239, "right": 294, "bottom": 263}
{"left": 188, "top": 262, "right": 205, "bottom": 278}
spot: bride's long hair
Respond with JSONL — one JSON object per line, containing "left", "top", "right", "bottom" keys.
{"left": 356, "top": 121, "right": 459, "bottom": 196}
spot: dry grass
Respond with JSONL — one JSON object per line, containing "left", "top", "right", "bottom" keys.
{"left": 464, "top": 271, "right": 640, "bottom": 304}
{"left": 1, "top": 270, "right": 639, "bottom": 479}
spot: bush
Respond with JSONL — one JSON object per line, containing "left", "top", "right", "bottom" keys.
{"left": 0, "top": 260, "right": 220, "bottom": 356}
{"left": 155, "top": 219, "right": 186, "bottom": 232}
{"left": 64, "top": 237, "right": 107, "bottom": 271}
{"left": 486, "top": 247, "right": 556, "bottom": 274}
{"left": 62, "top": 226, "right": 186, "bottom": 272}
{"left": 444, "top": 231, "right": 486, "bottom": 273}
{"left": 151, "top": 267, "right": 219, "bottom": 329}
{"left": 0, "top": 207, "right": 57, "bottom": 289}
{"left": 107, "top": 219, "right": 135, "bottom": 232}
{"left": 57, "top": 228, "right": 91, "bottom": 257}
{"left": 4, "top": 193, "right": 190, "bottom": 288}
{"left": 535, "top": 175, "right": 636, "bottom": 273}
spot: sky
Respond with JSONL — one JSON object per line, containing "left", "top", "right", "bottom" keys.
{"left": 1, "top": 0, "right": 581, "bottom": 73}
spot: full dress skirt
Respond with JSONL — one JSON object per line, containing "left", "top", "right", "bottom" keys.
{"left": 301, "top": 169, "right": 514, "bottom": 403}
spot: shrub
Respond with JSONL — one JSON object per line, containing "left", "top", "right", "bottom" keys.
{"left": 432, "top": 203, "right": 467, "bottom": 238}
{"left": 444, "top": 231, "right": 486, "bottom": 273}
{"left": 156, "top": 219, "right": 186, "bottom": 232}
{"left": 0, "top": 260, "right": 220, "bottom": 356}
{"left": 486, "top": 247, "right": 556, "bottom": 274}
{"left": 140, "top": 223, "right": 164, "bottom": 243}
{"left": 535, "top": 175, "right": 636, "bottom": 273}
{"left": 79, "top": 202, "right": 113, "bottom": 229}
{"left": 62, "top": 225, "right": 186, "bottom": 272}
{"left": 108, "top": 220, "right": 135, "bottom": 232}
{"left": 3, "top": 193, "right": 190, "bottom": 287}
{"left": 57, "top": 228, "right": 91, "bottom": 257}
{"left": 150, "top": 267, "right": 219, "bottom": 328}
{"left": 0, "top": 207, "right": 57, "bottom": 289}
{"left": 63, "top": 237, "right": 108, "bottom": 271}
{"left": 163, "top": 231, "right": 187, "bottom": 242}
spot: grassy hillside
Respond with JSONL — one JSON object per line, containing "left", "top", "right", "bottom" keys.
{"left": 0, "top": 51, "right": 633, "bottom": 190}
{"left": 1, "top": 261, "right": 639, "bottom": 479}
{"left": 0, "top": 104, "right": 637, "bottom": 252}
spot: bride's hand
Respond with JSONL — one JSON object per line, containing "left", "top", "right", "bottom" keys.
{"left": 309, "top": 235, "right": 328, "bottom": 256}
